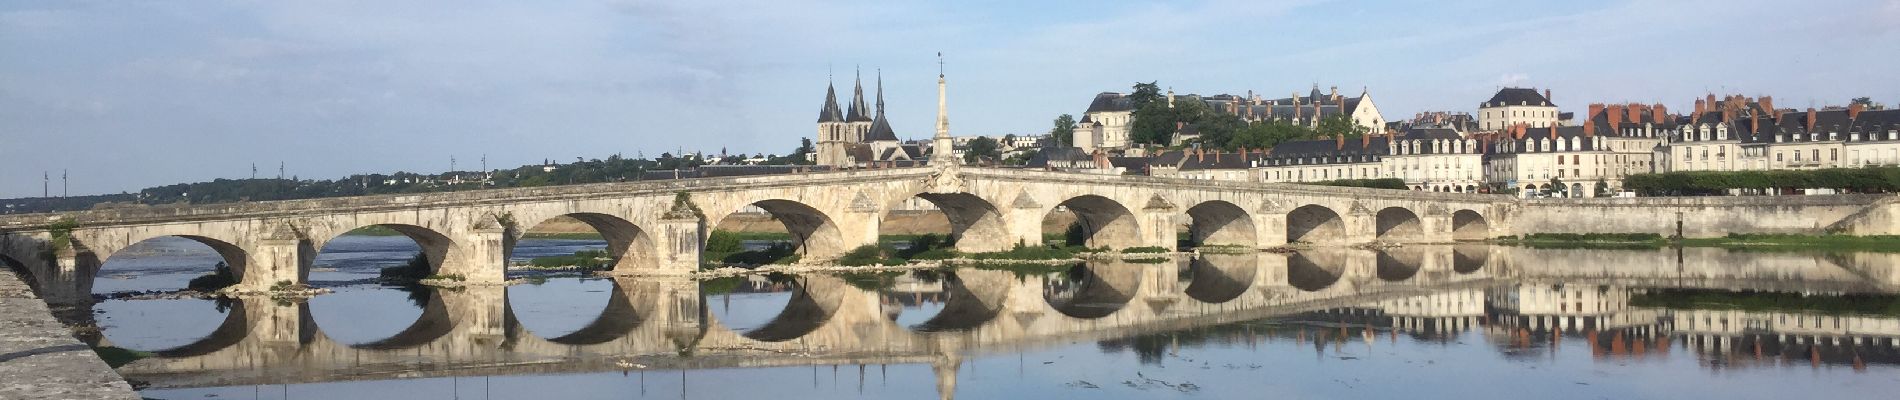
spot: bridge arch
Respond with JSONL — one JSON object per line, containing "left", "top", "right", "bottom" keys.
{"left": 1047, "top": 195, "right": 1140, "bottom": 250}
{"left": 1452, "top": 245, "right": 1489, "bottom": 273}
{"left": 1286, "top": 251, "right": 1345, "bottom": 291}
{"left": 1375, "top": 207, "right": 1424, "bottom": 242}
{"left": 315, "top": 223, "right": 458, "bottom": 279}
{"left": 148, "top": 299, "right": 258, "bottom": 358}
{"left": 909, "top": 271, "right": 1010, "bottom": 332}
{"left": 883, "top": 192, "right": 1010, "bottom": 253}
{"left": 1183, "top": 200, "right": 1255, "bottom": 249}
{"left": 1451, "top": 210, "right": 1491, "bottom": 241}
{"left": 1182, "top": 255, "right": 1256, "bottom": 304}
{"left": 512, "top": 213, "right": 655, "bottom": 271}
{"left": 1043, "top": 263, "right": 1139, "bottom": 319}
{"left": 347, "top": 288, "right": 460, "bottom": 350}
{"left": 1286, "top": 204, "right": 1345, "bottom": 244}
{"left": 740, "top": 275, "right": 850, "bottom": 342}
{"left": 534, "top": 280, "right": 644, "bottom": 345}
{"left": 95, "top": 235, "right": 251, "bottom": 292}
{"left": 710, "top": 199, "right": 847, "bottom": 260}
{"left": 1375, "top": 250, "right": 1423, "bottom": 281}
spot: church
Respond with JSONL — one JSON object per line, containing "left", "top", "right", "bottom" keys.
{"left": 815, "top": 71, "right": 923, "bottom": 167}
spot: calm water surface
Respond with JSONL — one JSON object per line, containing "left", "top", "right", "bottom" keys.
{"left": 75, "top": 236, "right": 1900, "bottom": 399}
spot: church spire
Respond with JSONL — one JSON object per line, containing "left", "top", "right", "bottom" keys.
{"left": 846, "top": 66, "right": 871, "bottom": 122}
{"left": 932, "top": 53, "right": 954, "bottom": 164}
{"left": 875, "top": 69, "right": 885, "bottom": 114}
{"left": 818, "top": 78, "right": 843, "bottom": 123}
{"left": 866, "top": 69, "right": 897, "bottom": 142}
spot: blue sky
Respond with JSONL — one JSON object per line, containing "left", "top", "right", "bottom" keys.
{"left": 2, "top": 0, "right": 1896, "bottom": 197}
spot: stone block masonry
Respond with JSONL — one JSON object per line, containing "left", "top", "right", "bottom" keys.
{"left": 0, "top": 268, "right": 140, "bottom": 399}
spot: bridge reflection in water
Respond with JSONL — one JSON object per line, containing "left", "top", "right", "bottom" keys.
{"left": 99, "top": 245, "right": 1900, "bottom": 398}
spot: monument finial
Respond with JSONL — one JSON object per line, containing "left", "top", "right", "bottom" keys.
{"left": 937, "top": 52, "right": 944, "bottom": 78}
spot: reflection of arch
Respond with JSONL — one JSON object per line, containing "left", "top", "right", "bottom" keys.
{"left": 151, "top": 300, "right": 313, "bottom": 358}
{"left": 1043, "top": 263, "right": 1137, "bottom": 319}
{"left": 1050, "top": 195, "right": 1140, "bottom": 249}
{"left": 1286, "top": 205, "right": 1344, "bottom": 244}
{"left": 353, "top": 289, "right": 458, "bottom": 350}
{"left": 1375, "top": 250, "right": 1421, "bottom": 281}
{"left": 1183, "top": 255, "right": 1254, "bottom": 304}
{"left": 1286, "top": 252, "right": 1343, "bottom": 291}
{"left": 98, "top": 235, "right": 252, "bottom": 284}
{"left": 1451, "top": 210, "right": 1491, "bottom": 241}
{"left": 911, "top": 272, "right": 1005, "bottom": 332}
{"left": 1452, "top": 245, "right": 1488, "bottom": 273}
{"left": 718, "top": 200, "right": 846, "bottom": 258}
{"left": 1184, "top": 201, "right": 1256, "bottom": 248}
{"left": 743, "top": 276, "right": 846, "bottom": 342}
{"left": 1374, "top": 207, "right": 1422, "bottom": 242}
{"left": 895, "top": 193, "right": 1009, "bottom": 252}
{"left": 541, "top": 280, "right": 644, "bottom": 345}
{"left": 517, "top": 213, "right": 654, "bottom": 271}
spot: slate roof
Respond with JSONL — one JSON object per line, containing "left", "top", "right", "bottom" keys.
{"left": 1086, "top": 92, "right": 1136, "bottom": 113}
{"left": 1262, "top": 136, "right": 1391, "bottom": 166}
{"left": 818, "top": 83, "right": 845, "bottom": 123}
{"left": 1484, "top": 88, "right": 1553, "bottom": 107}
{"left": 1177, "top": 151, "right": 1256, "bottom": 171}
{"left": 867, "top": 114, "right": 898, "bottom": 141}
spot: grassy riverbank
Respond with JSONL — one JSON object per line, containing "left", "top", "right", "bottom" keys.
{"left": 1632, "top": 289, "right": 1900, "bottom": 316}
{"left": 1495, "top": 233, "right": 1900, "bottom": 253}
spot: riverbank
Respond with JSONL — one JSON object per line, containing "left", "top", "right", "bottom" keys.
{"left": 0, "top": 269, "right": 141, "bottom": 399}
{"left": 1495, "top": 233, "right": 1900, "bottom": 253}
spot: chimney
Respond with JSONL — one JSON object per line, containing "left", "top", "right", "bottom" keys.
{"left": 1750, "top": 113, "right": 1759, "bottom": 136}
{"left": 1761, "top": 96, "right": 1776, "bottom": 117}
{"left": 1653, "top": 103, "right": 1667, "bottom": 124}
{"left": 1607, "top": 104, "right": 1624, "bottom": 127}
{"left": 1589, "top": 103, "right": 1605, "bottom": 121}
{"left": 1215, "top": 151, "right": 1221, "bottom": 162}
{"left": 1362, "top": 132, "right": 1372, "bottom": 147}
{"left": 1196, "top": 148, "right": 1205, "bottom": 162}
{"left": 1584, "top": 118, "right": 1595, "bottom": 136}
{"left": 1850, "top": 103, "right": 1865, "bottom": 120}
{"left": 1544, "top": 89, "right": 1553, "bottom": 104}
{"left": 1706, "top": 94, "right": 1717, "bottom": 107}
{"left": 1330, "top": 86, "right": 1338, "bottom": 99}
{"left": 1334, "top": 134, "right": 1345, "bottom": 150}
{"left": 1722, "top": 106, "right": 1733, "bottom": 125}
{"left": 1807, "top": 108, "right": 1817, "bottom": 132}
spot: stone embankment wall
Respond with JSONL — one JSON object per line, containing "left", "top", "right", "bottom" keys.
{"left": 0, "top": 268, "right": 139, "bottom": 399}
{"left": 1513, "top": 194, "right": 1900, "bottom": 237}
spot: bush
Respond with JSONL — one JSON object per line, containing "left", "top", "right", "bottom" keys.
{"left": 1121, "top": 246, "right": 1170, "bottom": 254}
{"left": 835, "top": 245, "right": 893, "bottom": 267}
{"left": 705, "top": 230, "right": 745, "bottom": 254}
{"left": 380, "top": 253, "right": 432, "bottom": 282}
{"left": 186, "top": 262, "right": 238, "bottom": 292}
{"left": 528, "top": 249, "right": 613, "bottom": 270}
{"left": 967, "top": 244, "right": 1077, "bottom": 260}
{"left": 721, "top": 243, "right": 800, "bottom": 266}
{"left": 1624, "top": 166, "right": 1900, "bottom": 196}
{"left": 1519, "top": 233, "right": 1662, "bottom": 242}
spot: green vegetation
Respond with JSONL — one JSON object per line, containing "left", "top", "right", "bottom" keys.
{"left": 703, "top": 230, "right": 801, "bottom": 267}
{"left": 526, "top": 249, "right": 613, "bottom": 270}
{"left": 966, "top": 244, "right": 1080, "bottom": 261}
{"left": 837, "top": 271, "right": 903, "bottom": 291}
{"left": 961, "top": 262, "right": 1081, "bottom": 278}
{"left": 1051, "top": 114, "right": 1076, "bottom": 147}
{"left": 891, "top": 234, "right": 958, "bottom": 260}
{"left": 186, "top": 262, "right": 238, "bottom": 292}
{"left": 1623, "top": 166, "right": 1900, "bottom": 196}
{"left": 520, "top": 232, "right": 607, "bottom": 240}
{"left": 699, "top": 276, "right": 745, "bottom": 295}
{"left": 345, "top": 225, "right": 404, "bottom": 236}
{"left": 1632, "top": 289, "right": 1900, "bottom": 316}
{"left": 963, "top": 136, "right": 1002, "bottom": 164}
{"left": 1299, "top": 178, "right": 1408, "bottom": 190}
{"left": 1122, "top": 257, "right": 1169, "bottom": 264}
{"left": 379, "top": 253, "right": 432, "bottom": 282}
{"left": 1120, "top": 246, "right": 1171, "bottom": 254}
{"left": 92, "top": 346, "right": 152, "bottom": 368}
{"left": 835, "top": 245, "right": 904, "bottom": 267}
{"left": 424, "top": 274, "right": 466, "bottom": 282}
{"left": 1496, "top": 232, "right": 1900, "bottom": 253}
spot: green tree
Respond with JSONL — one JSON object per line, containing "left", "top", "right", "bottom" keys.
{"left": 1548, "top": 177, "right": 1567, "bottom": 197}
{"left": 1051, "top": 114, "right": 1076, "bottom": 147}
{"left": 1315, "top": 114, "right": 1369, "bottom": 138}
{"left": 963, "top": 137, "right": 1001, "bottom": 164}
{"left": 1852, "top": 97, "right": 1884, "bottom": 110}
{"left": 1130, "top": 98, "right": 1212, "bottom": 146}
{"left": 1128, "top": 81, "right": 1162, "bottom": 108}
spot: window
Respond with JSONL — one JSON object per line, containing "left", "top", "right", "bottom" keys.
{"left": 1830, "top": 148, "right": 1838, "bottom": 161}
{"left": 1812, "top": 149, "right": 1821, "bottom": 162}
{"left": 1777, "top": 152, "right": 1784, "bottom": 162}
{"left": 1794, "top": 151, "right": 1802, "bottom": 161}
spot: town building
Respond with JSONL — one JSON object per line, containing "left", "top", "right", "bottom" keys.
{"left": 1478, "top": 88, "right": 1561, "bottom": 130}
{"left": 1074, "top": 84, "right": 1386, "bottom": 153}
{"left": 815, "top": 71, "right": 921, "bottom": 168}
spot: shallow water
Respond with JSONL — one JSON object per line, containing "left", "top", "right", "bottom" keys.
{"left": 74, "top": 236, "right": 1900, "bottom": 399}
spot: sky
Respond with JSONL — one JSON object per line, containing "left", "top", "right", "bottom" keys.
{"left": 2, "top": 0, "right": 1897, "bottom": 198}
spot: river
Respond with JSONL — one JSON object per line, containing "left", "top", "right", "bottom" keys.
{"left": 70, "top": 236, "right": 1900, "bottom": 399}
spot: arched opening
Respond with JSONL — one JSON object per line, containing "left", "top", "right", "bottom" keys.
{"left": 1285, "top": 251, "right": 1344, "bottom": 291}
{"left": 1570, "top": 183, "right": 1584, "bottom": 198}
{"left": 1182, "top": 255, "right": 1255, "bottom": 304}
{"left": 512, "top": 213, "right": 653, "bottom": 273}
{"left": 1451, "top": 210, "right": 1491, "bottom": 241}
{"left": 739, "top": 275, "right": 849, "bottom": 342}
{"left": 307, "top": 224, "right": 455, "bottom": 347}
{"left": 509, "top": 276, "right": 621, "bottom": 344}
{"left": 908, "top": 270, "right": 1010, "bottom": 332}
{"left": 1375, "top": 207, "right": 1424, "bottom": 242}
{"left": 878, "top": 192, "right": 1009, "bottom": 257}
{"left": 88, "top": 236, "right": 249, "bottom": 353}
{"left": 1452, "top": 245, "right": 1489, "bottom": 273}
{"left": 1043, "top": 195, "right": 1140, "bottom": 250}
{"left": 1375, "top": 250, "right": 1422, "bottom": 281}
{"left": 1522, "top": 184, "right": 1535, "bottom": 198}
{"left": 1183, "top": 201, "right": 1256, "bottom": 250}
{"left": 1042, "top": 263, "right": 1138, "bottom": 319}
{"left": 523, "top": 278, "right": 642, "bottom": 345}
{"left": 1286, "top": 204, "right": 1344, "bottom": 244}
{"left": 709, "top": 200, "right": 845, "bottom": 264}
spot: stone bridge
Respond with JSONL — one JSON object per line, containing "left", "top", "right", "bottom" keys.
{"left": 0, "top": 166, "right": 1512, "bottom": 297}
{"left": 110, "top": 246, "right": 1500, "bottom": 389}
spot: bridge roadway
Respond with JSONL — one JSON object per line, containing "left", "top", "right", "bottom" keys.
{"left": 99, "top": 244, "right": 1900, "bottom": 389}
{"left": 0, "top": 166, "right": 1514, "bottom": 298}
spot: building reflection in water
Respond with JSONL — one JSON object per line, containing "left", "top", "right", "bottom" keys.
{"left": 85, "top": 244, "right": 1900, "bottom": 399}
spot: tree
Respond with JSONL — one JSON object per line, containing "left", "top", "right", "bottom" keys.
{"left": 1128, "top": 81, "right": 1162, "bottom": 108}
{"left": 963, "top": 137, "right": 1001, "bottom": 164}
{"left": 1315, "top": 114, "right": 1368, "bottom": 138}
{"left": 1852, "top": 97, "right": 1884, "bottom": 110}
{"left": 1129, "top": 97, "right": 1212, "bottom": 146}
{"left": 1594, "top": 179, "right": 1611, "bottom": 197}
{"left": 1548, "top": 177, "right": 1567, "bottom": 197}
{"left": 1051, "top": 114, "right": 1076, "bottom": 147}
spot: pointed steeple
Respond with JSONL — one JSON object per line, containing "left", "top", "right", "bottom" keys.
{"left": 818, "top": 77, "right": 844, "bottom": 123}
{"left": 867, "top": 69, "right": 897, "bottom": 141}
{"left": 932, "top": 53, "right": 955, "bottom": 164}
{"left": 847, "top": 67, "right": 872, "bottom": 122}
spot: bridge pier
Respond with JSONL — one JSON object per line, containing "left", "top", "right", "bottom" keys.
{"left": 438, "top": 286, "right": 509, "bottom": 349}
{"left": 243, "top": 225, "right": 308, "bottom": 291}
{"left": 641, "top": 216, "right": 702, "bottom": 275}
{"left": 441, "top": 221, "right": 508, "bottom": 284}
{"left": 1003, "top": 208, "right": 1045, "bottom": 248}
{"left": 1254, "top": 213, "right": 1288, "bottom": 248}
{"left": 235, "top": 296, "right": 308, "bottom": 347}
{"left": 1343, "top": 206, "right": 1377, "bottom": 244}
